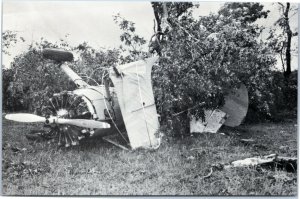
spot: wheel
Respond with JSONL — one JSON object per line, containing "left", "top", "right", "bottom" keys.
{"left": 42, "top": 48, "right": 73, "bottom": 62}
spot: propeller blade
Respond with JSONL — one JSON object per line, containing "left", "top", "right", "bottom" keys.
{"left": 5, "top": 113, "right": 111, "bottom": 129}
{"left": 56, "top": 118, "right": 111, "bottom": 129}
{"left": 5, "top": 113, "right": 46, "bottom": 123}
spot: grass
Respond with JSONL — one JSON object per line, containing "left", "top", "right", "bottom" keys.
{"left": 2, "top": 116, "right": 297, "bottom": 196}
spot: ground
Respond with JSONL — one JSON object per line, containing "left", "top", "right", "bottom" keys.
{"left": 2, "top": 116, "right": 297, "bottom": 196}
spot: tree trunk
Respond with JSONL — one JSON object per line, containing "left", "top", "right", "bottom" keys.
{"left": 284, "top": 2, "right": 292, "bottom": 78}
{"left": 151, "top": 2, "right": 162, "bottom": 33}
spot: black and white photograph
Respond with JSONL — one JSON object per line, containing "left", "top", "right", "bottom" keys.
{"left": 2, "top": 1, "right": 298, "bottom": 196}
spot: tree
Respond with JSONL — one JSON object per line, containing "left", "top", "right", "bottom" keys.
{"left": 218, "top": 2, "right": 269, "bottom": 24}
{"left": 270, "top": 2, "right": 298, "bottom": 78}
{"left": 2, "top": 30, "right": 25, "bottom": 56}
{"left": 264, "top": 3, "right": 298, "bottom": 114}
{"left": 2, "top": 30, "right": 26, "bottom": 111}
{"left": 5, "top": 38, "right": 75, "bottom": 113}
{"left": 152, "top": 2, "right": 194, "bottom": 33}
{"left": 113, "top": 14, "right": 148, "bottom": 64}
{"left": 150, "top": 2, "right": 196, "bottom": 55}
{"left": 4, "top": 36, "right": 120, "bottom": 113}
{"left": 2, "top": 68, "right": 19, "bottom": 111}
{"left": 147, "top": 2, "right": 276, "bottom": 130}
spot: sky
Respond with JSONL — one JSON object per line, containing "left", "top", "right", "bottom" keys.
{"left": 2, "top": 1, "right": 299, "bottom": 70}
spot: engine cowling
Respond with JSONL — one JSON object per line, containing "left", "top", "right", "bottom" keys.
{"left": 32, "top": 86, "right": 124, "bottom": 147}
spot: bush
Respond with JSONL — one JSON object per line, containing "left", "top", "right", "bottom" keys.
{"left": 3, "top": 39, "right": 119, "bottom": 113}
{"left": 151, "top": 5, "right": 276, "bottom": 130}
{"left": 245, "top": 70, "right": 297, "bottom": 123}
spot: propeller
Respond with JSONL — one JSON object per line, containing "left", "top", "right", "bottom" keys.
{"left": 5, "top": 113, "right": 110, "bottom": 129}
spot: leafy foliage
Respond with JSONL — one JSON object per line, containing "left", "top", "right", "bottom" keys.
{"left": 72, "top": 42, "right": 120, "bottom": 85}
{"left": 4, "top": 38, "right": 76, "bottom": 113}
{"left": 2, "top": 68, "right": 22, "bottom": 111}
{"left": 218, "top": 2, "right": 269, "bottom": 24}
{"left": 3, "top": 37, "right": 120, "bottom": 113}
{"left": 245, "top": 70, "right": 297, "bottom": 123}
{"left": 150, "top": 3, "right": 276, "bottom": 125}
{"left": 113, "top": 14, "right": 148, "bottom": 64}
{"left": 2, "top": 30, "right": 25, "bottom": 55}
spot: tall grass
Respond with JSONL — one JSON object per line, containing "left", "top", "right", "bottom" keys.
{"left": 2, "top": 118, "right": 297, "bottom": 195}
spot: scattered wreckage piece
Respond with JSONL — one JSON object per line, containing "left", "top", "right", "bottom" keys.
{"left": 226, "top": 154, "right": 278, "bottom": 168}
{"left": 201, "top": 154, "right": 297, "bottom": 179}
{"left": 239, "top": 138, "right": 255, "bottom": 144}
{"left": 190, "top": 84, "right": 249, "bottom": 134}
{"left": 190, "top": 109, "right": 227, "bottom": 134}
{"left": 225, "top": 154, "right": 297, "bottom": 172}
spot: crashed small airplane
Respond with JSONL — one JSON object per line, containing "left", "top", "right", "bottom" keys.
{"left": 6, "top": 48, "right": 161, "bottom": 150}
{"left": 5, "top": 48, "right": 249, "bottom": 150}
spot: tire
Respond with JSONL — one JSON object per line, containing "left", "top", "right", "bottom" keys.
{"left": 42, "top": 48, "right": 73, "bottom": 62}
